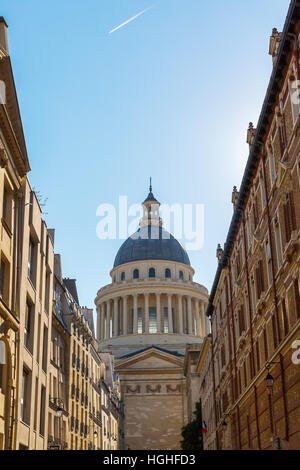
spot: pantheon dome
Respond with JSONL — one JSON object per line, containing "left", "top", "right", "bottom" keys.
{"left": 95, "top": 185, "right": 209, "bottom": 357}
{"left": 95, "top": 185, "right": 209, "bottom": 450}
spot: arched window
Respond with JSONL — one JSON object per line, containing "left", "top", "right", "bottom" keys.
{"left": 165, "top": 268, "right": 171, "bottom": 278}
{"left": 133, "top": 269, "right": 139, "bottom": 279}
{"left": 149, "top": 268, "right": 155, "bottom": 278}
{"left": 121, "top": 272, "right": 125, "bottom": 281}
{"left": 179, "top": 271, "right": 184, "bottom": 280}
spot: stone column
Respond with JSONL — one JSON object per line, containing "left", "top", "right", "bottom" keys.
{"left": 195, "top": 299, "right": 200, "bottom": 336}
{"left": 201, "top": 301, "right": 208, "bottom": 335}
{"left": 187, "top": 296, "right": 193, "bottom": 334}
{"left": 144, "top": 293, "right": 149, "bottom": 334}
{"left": 101, "top": 304, "right": 105, "bottom": 340}
{"left": 123, "top": 296, "right": 128, "bottom": 336}
{"left": 106, "top": 301, "right": 111, "bottom": 338}
{"left": 178, "top": 294, "right": 183, "bottom": 334}
{"left": 167, "top": 294, "right": 173, "bottom": 333}
{"left": 205, "top": 303, "right": 210, "bottom": 335}
{"left": 156, "top": 293, "right": 161, "bottom": 333}
{"left": 133, "top": 294, "right": 138, "bottom": 334}
{"left": 113, "top": 298, "right": 118, "bottom": 337}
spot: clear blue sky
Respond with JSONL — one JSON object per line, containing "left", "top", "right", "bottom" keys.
{"left": 1, "top": 0, "right": 290, "bottom": 312}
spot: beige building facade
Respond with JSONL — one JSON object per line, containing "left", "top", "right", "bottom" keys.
{"left": 95, "top": 188, "right": 209, "bottom": 449}
{"left": 0, "top": 16, "right": 31, "bottom": 449}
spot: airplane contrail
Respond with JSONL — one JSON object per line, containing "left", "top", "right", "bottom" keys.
{"left": 108, "top": 5, "right": 154, "bottom": 34}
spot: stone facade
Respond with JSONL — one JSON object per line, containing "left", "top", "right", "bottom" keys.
{"left": 200, "top": 1, "right": 300, "bottom": 450}
{"left": 115, "top": 346, "right": 187, "bottom": 450}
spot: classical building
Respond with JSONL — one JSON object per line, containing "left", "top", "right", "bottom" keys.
{"left": 200, "top": 0, "right": 300, "bottom": 450}
{"left": 95, "top": 187, "right": 209, "bottom": 449}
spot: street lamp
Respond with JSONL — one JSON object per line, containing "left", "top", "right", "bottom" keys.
{"left": 265, "top": 372, "right": 274, "bottom": 392}
{"left": 56, "top": 406, "right": 63, "bottom": 418}
{"left": 94, "top": 431, "right": 98, "bottom": 439}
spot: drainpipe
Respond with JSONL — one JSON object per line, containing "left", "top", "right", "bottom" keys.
{"left": 227, "top": 259, "right": 241, "bottom": 450}
{"left": 209, "top": 316, "right": 219, "bottom": 450}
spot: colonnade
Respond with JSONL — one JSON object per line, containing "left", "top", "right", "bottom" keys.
{"left": 97, "top": 292, "right": 209, "bottom": 341}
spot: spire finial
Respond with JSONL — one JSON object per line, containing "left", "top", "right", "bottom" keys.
{"left": 149, "top": 177, "right": 152, "bottom": 193}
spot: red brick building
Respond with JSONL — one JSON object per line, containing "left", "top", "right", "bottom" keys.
{"left": 201, "top": 0, "right": 300, "bottom": 450}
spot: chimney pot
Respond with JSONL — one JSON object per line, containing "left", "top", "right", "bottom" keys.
{"left": 0, "top": 17, "right": 9, "bottom": 54}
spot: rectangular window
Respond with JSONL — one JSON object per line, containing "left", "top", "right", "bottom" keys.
{"left": 239, "top": 305, "right": 246, "bottom": 336}
{"left": 149, "top": 307, "right": 157, "bottom": 333}
{"left": 21, "top": 369, "right": 31, "bottom": 425}
{"left": 260, "top": 173, "right": 266, "bottom": 210}
{"left": 44, "top": 271, "right": 50, "bottom": 313}
{"left": 246, "top": 216, "right": 252, "bottom": 249}
{"left": 28, "top": 237, "right": 36, "bottom": 285}
{"left": 290, "top": 76, "right": 300, "bottom": 125}
{"left": 40, "top": 385, "right": 46, "bottom": 436}
{"left": 269, "top": 145, "right": 276, "bottom": 187}
{"left": 42, "top": 326, "right": 48, "bottom": 373}
{"left": 253, "top": 198, "right": 259, "bottom": 230}
{"left": 24, "top": 300, "right": 34, "bottom": 353}
{"left": 256, "top": 260, "right": 265, "bottom": 300}
{"left": 251, "top": 276, "right": 256, "bottom": 314}
{"left": 163, "top": 307, "right": 168, "bottom": 333}
{"left": 0, "top": 258, "right": 6, "bottom": 298}
{"left": 2, "top": 183, "right": 12, "bottom": 229}
{"left": 137, "top": 307, "right": 143, "bottom": 334}
{"left": 284, "top": 192, "right": 296, "bottom": 243}
{"left": 294, "top": 278, "right": 300, "bottom": 320}
{"left": 274, "top": 217, "right": 283, "bottom": 268}
{"left": 279, "top": 114, "right": 287, "bottom": 158}
{"left": 266, "top": 241, "right": 273, "bottom": 286}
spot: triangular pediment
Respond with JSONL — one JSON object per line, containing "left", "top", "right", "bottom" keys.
{"left": 115, "top": 346, "right": 184, "bottom": 372}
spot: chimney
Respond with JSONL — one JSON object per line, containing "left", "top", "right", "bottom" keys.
{"left": 269, "top": 28, "right": 282, "bottom": 65}
{"left": 48, "top": 228, "right": 55, "bottom": 246}
{"left": 246, "top": 122, "right": 256, "bottom": 148}
{"left": 0, "top": 17, "right": 9, "bottom": 55}
{"left": 216, "top": 244, "right": 223, "bottom": 263}
{"left": 231, "top": 186, "right": 239, "bottom": 210}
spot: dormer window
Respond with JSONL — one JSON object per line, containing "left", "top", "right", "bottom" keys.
{"left": 149, "top": 268, "right": 155, "bottom": 278}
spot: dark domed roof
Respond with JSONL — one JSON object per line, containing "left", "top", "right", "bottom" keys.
{"left": 113, "top": 225, "right": 190, "bottom": 268}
